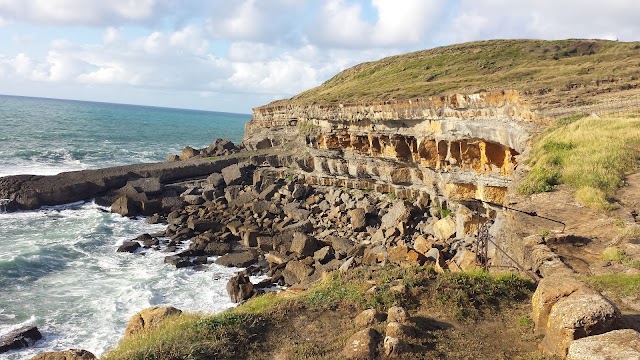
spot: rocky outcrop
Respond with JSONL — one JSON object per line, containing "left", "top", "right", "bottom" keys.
{"left": 30, "top": 349, "right": 97, "bottom": 360}
{"left": 124, "top": 306, "right": 182, "bottom": 338}
{"left": 567, "top": 329, "right": 640, "bottom": 360}
{"left": 0, "top": 326, "right": 42, "bottom": 354}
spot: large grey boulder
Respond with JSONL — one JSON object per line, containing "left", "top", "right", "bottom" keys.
{"left": 215, "top": 250, "right": 259, "bottom": 268}
{"left": 381, "top": 201, "right": 413, "bottom": 229}
{"left": 221, "top": 164, "right": 249, "bottom": 186}
{"left": 290, "top": 232, "right": 318, "bottom": 257}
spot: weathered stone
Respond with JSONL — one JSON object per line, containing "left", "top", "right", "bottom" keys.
{"left": 124, "top": 306, "right": 182, "bottom": 338}
{"left": 290, "top": 232, "right": 318, "bottom": 257}
{"left": 183, "top": 194, "right": 204, "bottom": 205}
{"left": 567, "top": 329, "right": 640, "bottom": 360}
{"left": 413, "top": 235, "right": 434, "bottom": 255}
{"left": 313, "top": 246, "right": 334, "bottom": 264}
{"left": 258, "top": 184, "right": 278, "bottom": 200}
{"left": 363, "top": 245, "right": 388, "bottom": 265}
{"left": 117, "top": 241, "right": 140, "bottom": 253}
{"left": 242, "top": 230, "right": 259, "bottom": 247}
{"left": 291, "top": 184, "right": 307, "bottom": 199}
{"left": 29, "top": 349, "right": 97, "bottom": 360}
{"left": 342, "top": 328, "right": 381, "bottom": 359}
{"left": 257, "top": 236, "right": 273, "bottom": 252}
{"left": 387, "top": 306, "right": 410, "bottom": 324}
{"left": 0, "top": 326, "right": 42, "bottom": 354}
{"left": 383, "top": 336, "right": 407, "bottom": 358}
{"left": 354, "top": 309, "right": 386, "bottom": 328}
{"left": 111, "top": 196, "right": 137, "bottom": 217}
{"left": 540, "top": 292, "right": 622, "bottom": 358}
{"left": 283, "top": 260, "right": 314, "bottom": 285}
{"left": 424, "top": 248, "right": 446, "bottom": 273}
{"left": 227, "top": 273, "right": 254, "bottom": 303}
{"left": 531, "top": 275, "right": 593, "bottom": 334}
{"left": 265, "top": 251, "right": 290, "bottom": 265}
{"left": 206, "top": 172, "right": 224, "bottom": 187}
{"left": 221, "top": 164, "right": 249, "bottom": 186}
{"left": 203, "top": 242, "right": 232, "bottom": 256}
{"left": 385, "top": 321, "right": 416, "bottom": 340}
{"left": 331, "top": 236, "right": 354, "bottom": 257}
{"left": 381, "top": 201, "right": 413, "bottom": 229}
{"left": 127, "top": 177, "right": 163, "bottom": 196}
{"left": 252, "top": 200, "right": 271, "bottom": 214}
{"left": 448, "top": 248, "right": 478, "bottom": 272}
{"left": 433, "top": 216, "right": 456, "bottom": 240}
{"left": 179, "top": 146, "right": 199, "bottom": 160}
{"left": 348, "top": 208, "right": 367, "bottom": 232}
{"left": 215, "top": 250, "right": 259, "bottom": 268}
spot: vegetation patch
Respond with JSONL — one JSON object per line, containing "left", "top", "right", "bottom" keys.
{"left": 519, "top": 116, "right": 640, "bottom": 209}
{"left": 585, "top": 274, "right": 640, "bottom": 298}
{"left": 103, "top": 267, "right": 534, "bottom": 359}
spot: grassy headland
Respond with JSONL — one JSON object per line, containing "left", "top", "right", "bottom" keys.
{"left": 266, "top": 39, "right": 640, "bottom": 113}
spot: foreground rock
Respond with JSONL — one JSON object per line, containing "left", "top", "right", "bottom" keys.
{"left": 124, "top": 306, "right": 182, "bottom": 338}
{"left": 227, "top": 273, "right": 254, "bottom": 303}
{"left": 0, "top": 326, "right": 42, "bottom": 354}
{"left": 30, "top": 349, "right": 97, "bottom": 360}
{"left": 567, "top": 329, "right": 640, "bottom": 360}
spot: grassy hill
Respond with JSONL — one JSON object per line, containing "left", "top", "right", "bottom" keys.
{"left": 272, "top": 39, "right": 640, "bottom": 113}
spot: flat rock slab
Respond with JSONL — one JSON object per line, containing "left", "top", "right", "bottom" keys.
{"left": 567, "top": 329, "right": 640, "bottom": 360}
{"left": 215, "top": 250, "right": 259, "bottom": 268}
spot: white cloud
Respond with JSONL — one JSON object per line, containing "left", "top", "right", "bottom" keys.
{"left": 0, "top": 0, "right": 164, "bottom": 25}
{"left": 103, "top": 27, "right": 120, "bottom": 44}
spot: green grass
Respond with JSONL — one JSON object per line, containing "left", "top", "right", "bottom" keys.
{"left": 518, "top": 116, "right": 640, "bottom": 209}
{"left": 585, "top": 274, "right": 640, "bottom": 297}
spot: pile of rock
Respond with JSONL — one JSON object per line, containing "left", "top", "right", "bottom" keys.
{"left": 167, "top": 139, "right": 243, "bottom": 161}
{"left": 114, "top": 160, "right": 490, "bottom": 303}
{"left": 342, "top": 306, "right": 417, "bottom": 358}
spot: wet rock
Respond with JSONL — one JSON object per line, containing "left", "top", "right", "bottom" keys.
{"left": 30, "top": 349, "right": 97, "bottom": 360}
{"left": 342, "top": 328, "right": 381, "bottom": 359}
{"left": 227, "top": 273, "right": 254, "bottom": 303}
{"left": 567, "top": 329, "right": 640, "bottom": 360}
{"left": 0, "top": 326, "right": 42, "bottom": 354}
{"left": 215, "top": 250, "right": 259, "bottom": 268}
{"left": 117, "top": 241, "right": 140, "bottom": 253}
{"left": 164, "top": 255, "right": 191, "bottom": 268}
{"left": 125, "top": 306, "right": 182, "bottom": 338}
{"left": 111, "top": 196, "right": 137, "bottom": 217}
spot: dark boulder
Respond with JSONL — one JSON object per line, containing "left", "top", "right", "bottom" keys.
{"left": 117, "top": 241, "right": 140, "bottom": 253}
{"left": 0, "top": 326, "right": 42, "bottom": 354}
{"left": 215, "top": 250, "right": 259, "bottom": 268}
{"left": 226, "top": 273, "right": 254, "bottom": 303}
{"left": 164, "top": 255, "right": 191, "bottom": 268}
{"left": 206, "top": 173, "right": 224, "bottom": 187}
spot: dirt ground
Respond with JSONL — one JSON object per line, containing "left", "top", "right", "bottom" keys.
{"left": 244, "top": 297, "right": 547, "bottom": 360}
{"left": 505, "top": 172, "right": 640, "bottom": 333}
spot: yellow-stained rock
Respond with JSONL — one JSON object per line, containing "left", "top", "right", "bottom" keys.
{"left": 124, "top": 306, "right": 182, "bottom": 338}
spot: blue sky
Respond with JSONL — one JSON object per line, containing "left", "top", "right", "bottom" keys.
{"left": 0, "top": 0, "right": 638, "bottom": 113}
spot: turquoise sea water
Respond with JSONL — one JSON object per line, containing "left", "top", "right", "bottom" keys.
{"left": 0, "top": 95, "right": 252, "bottom": 358}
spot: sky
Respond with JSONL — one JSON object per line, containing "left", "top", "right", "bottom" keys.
{"left": 0, "top": 1, "right": 639, "bottom": 114}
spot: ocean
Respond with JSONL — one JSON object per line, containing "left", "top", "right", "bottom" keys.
{"left": 0, "top": 95, "right": 251, "bottom": 358}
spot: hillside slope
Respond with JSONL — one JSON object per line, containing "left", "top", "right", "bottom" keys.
{"left": 272, "top": 39, "right": 640, "bottom": 114}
